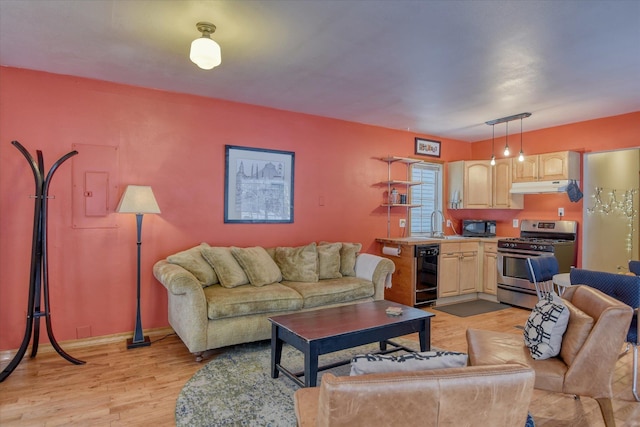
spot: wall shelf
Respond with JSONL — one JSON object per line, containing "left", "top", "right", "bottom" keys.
{"left": 378, "top": 156, "right": 424, "bottom": 237}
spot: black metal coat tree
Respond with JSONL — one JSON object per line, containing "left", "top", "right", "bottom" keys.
{"left": 0, "top": 141, "right": 85, "bottom": 382}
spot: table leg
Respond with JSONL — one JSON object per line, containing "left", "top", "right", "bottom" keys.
{"left": 271, "top": 324, "right": 283, "bottom": 379}
{"left": 304, "top": 344, "right": 319, "bottom": 387}
{"left": 418, "top": 319, "right": 430, "bottom": 352}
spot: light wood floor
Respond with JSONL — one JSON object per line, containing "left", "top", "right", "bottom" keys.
{"left": 0, "top": 305, "right": 638, "bottom": 426}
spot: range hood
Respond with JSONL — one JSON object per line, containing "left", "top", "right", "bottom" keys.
{"left": 510, "top": 180, "right": 574, "bottom": 194}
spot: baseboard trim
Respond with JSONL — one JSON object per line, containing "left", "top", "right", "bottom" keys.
{"left": 0, "top": 327, "right": 175, "bottom": 360}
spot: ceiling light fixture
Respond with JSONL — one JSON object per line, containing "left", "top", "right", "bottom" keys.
{"left": 190, "top": 22, "right": 221, "bottom": 70}
{"left": 503, "top": 121, "right": 510, "bottom": 156}
{"left": 485, "top": 112, "right": 532, "bottom": 159}
{"left": 490, "top": 124, "right": 496, "bottom": 166}
{"left": 518, "top": 117, "right": 525, "bottom": 162}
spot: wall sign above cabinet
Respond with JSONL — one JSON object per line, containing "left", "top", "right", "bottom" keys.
{"left": 415, "top": 138, "right": 441, "bottom": 158}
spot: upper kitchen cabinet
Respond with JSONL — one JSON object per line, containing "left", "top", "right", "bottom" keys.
{"left": 448, "top": 160, "right": 523, "bottom": 209}
{"left": 512, "top": 151, "right": 580, "bottom": 183}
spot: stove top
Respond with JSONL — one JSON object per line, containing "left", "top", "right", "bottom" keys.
{"left": 498, "top": 219, "right": 578, "bottom": 252}
{"left": 501, "top": 237, "right": 573, "bottom": 244}
{"left": 498, "top": 236, "right": 576, "bottom": 252}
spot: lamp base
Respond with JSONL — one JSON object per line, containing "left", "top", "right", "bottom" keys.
{"left": 126, "top": 336, "right": 151, "bottom": 349}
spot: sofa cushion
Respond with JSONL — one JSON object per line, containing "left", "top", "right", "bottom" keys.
{"left": 524, "top": 293, "right": 569, "bottom": 360}
{"left": 201, "top": 246, "right": 250, "bottom": 288}
{"left": 466, "top": 328, "right": 568, "bottom": 392}
{"left": 350, "top": 350, "right": 468, "bottom": 376}
{"left": 339, "top": 242, "right": 362, "bottom": 277}
{"left": 275, "top": 243, "right": 319, "bottom": 282}
{"left": 559, "top": 300, "right": 594, "bottom": 366}
{"left": 166, "top": 243, "right": 218, "bottom": 287}
{"left": 317, "top": 242, "right": 343, "bottom": 279}
{"left": 204, "top": 283, "right": 303, "bottom": 320}
{"left": 282, "top": 277, "right": 374, "bottom": 308}
{"left": 231, "top": 246, "right": 282, "bottom": 287}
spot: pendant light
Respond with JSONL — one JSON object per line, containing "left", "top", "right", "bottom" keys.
{"left": 490, "top": 124, "right": 496, "bottom": 166}
{"left": 485, "top": 112, "right": 531, "bottom": 160}
{"left": 518, "top": 117, "right": 525, "bottom": 162}
{"left": 503, "top": 121, "right": 510, "bottom": 156}
{"left": 190, "top": 22, "right": 222, "bottom": 70}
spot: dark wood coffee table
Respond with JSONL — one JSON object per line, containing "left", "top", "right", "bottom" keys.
{"left": 268, "top": 300, "right": 434, "bottom": 387}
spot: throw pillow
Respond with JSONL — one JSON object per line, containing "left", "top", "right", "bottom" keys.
{"left": 167, "top": 243, "right": 218, "bottom": 287}
{"left": 201, "top": 246, "right": 249, "bottom": 288}
{"left": 350, "top": 350, "right": 468, "bottom": 376}
{"left": 559, "top": 300, "right": 594, "bottom": 366}
{"left": 523, "top": 293, "right": 570, "bottom": 360}
{"left": 320, "top": 241, "right": 363, "bottom": 277}
{"left": 317, "top": 242, "right": 343, "bottom": 279}
{"left": 275, "top": 243, "right": 319, "bottom": 282}
{"left": 230, "top": 246, "right": 282, "bottom": 287}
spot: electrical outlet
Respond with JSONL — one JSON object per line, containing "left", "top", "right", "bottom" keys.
{"left": 513, "top": 219, "right": 519, "bottom": 228}
{"left": 399, "top": 219, "right": 406, "bottom": 228}
{"left": 558, "top": 207, "right": 565, "bottom": 217}
{"left": 446, "top": 219, "right": 452, "bottom": 228}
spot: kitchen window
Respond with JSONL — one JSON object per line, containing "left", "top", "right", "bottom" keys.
{"left": 410, "top": 162, "right": 443, "bottom": 236}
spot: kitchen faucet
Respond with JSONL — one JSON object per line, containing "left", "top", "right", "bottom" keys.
{"left": 430, "top": 210, "right": 444, "bottom": 237}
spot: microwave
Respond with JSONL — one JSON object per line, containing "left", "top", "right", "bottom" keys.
{"left": 462, "top": 220, "right": 496, "bottom": 237}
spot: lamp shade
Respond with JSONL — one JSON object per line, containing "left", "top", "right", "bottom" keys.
{"left": 190, "top": 37, "right": 222, "bottom": 70}
{"left": 116, "top": 185, "right": 161, "bottom": 214}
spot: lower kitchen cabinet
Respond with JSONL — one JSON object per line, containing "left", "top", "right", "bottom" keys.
{"left": 482, "top": 242, "right": 498, "bottom": 295}
{"left": 438, "top": 242, "right": 478, "bottom": 297}
{"left": 378, "top": 243, "right": 416, "bottom": 306}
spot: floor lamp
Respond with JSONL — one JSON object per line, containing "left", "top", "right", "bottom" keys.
{"left": 116, "top": 185, "right": 161, "bottom": 349}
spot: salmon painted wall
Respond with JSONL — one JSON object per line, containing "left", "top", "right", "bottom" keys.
{"left": 1, "top": 67, "right": 637, "bottom": 351}
{"left": 0, "top": 67, "right": 472, "bottom": 351}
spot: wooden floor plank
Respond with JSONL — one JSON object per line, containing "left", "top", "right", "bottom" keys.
{"left": 0, "top": 306, "right": 638, "bottom": 426}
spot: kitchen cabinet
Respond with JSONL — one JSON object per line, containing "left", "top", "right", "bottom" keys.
{"left": 438, "top": 241, "right": 478, "bottom": 297}
{"left": 481, "top": 241, "right": 498, "bottom": 295}
{"left": 448, "top": 160, "right": 523, "bottom": 209}
{"left": 378, "top": 156, "right": 423, "bottom": 237}
{"left": 512, "top": 151, "right": 580, "bottom": 183}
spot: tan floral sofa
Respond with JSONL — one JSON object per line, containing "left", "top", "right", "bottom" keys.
{"left": 153, "top": 242, "right": 395, "bottom": 361}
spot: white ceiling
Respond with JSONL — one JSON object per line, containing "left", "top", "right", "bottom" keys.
{"left": 1, "top": 0, "right": 639, "bottom": 142}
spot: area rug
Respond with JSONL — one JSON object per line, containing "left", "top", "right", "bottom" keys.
{"left": 434, "top": 299, "right": 511, "bottom": 317}
{"left": 176, "top": 338, "right": 421, "bottom": 427}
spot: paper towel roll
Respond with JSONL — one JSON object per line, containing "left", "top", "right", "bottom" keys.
{"left": 382, "top": 245, "right": 401, "bottom": 257}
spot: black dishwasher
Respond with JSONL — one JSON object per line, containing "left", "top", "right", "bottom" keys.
{"left": 415, "top": 244, "right": 439, "bottom": 306}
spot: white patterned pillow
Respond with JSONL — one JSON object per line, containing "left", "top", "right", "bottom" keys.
{"left": 524, "top": 293, "right": 569, "bottom": 360}
{"left": 350, "top": 350, "right": 468, "bottom": 376}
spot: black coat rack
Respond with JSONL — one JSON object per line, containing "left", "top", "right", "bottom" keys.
{"left": 0, "top": 141, "right": 85, "bottom": 382}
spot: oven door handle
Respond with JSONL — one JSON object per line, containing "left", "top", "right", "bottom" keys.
{"left": 497, "top": 249, "right": 553, "bottom": 258}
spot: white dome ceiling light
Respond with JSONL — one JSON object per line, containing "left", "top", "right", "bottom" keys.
{"left": 190, "top": 22, "right": 221, "bottom": 70}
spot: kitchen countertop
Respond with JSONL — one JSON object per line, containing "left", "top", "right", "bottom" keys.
{"left": 376, "top": 236, "right": 502, "bottom": 245}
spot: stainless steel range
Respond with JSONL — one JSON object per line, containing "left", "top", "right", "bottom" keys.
{"left": 497, "top": 220, "right": 578, "bottom": 309}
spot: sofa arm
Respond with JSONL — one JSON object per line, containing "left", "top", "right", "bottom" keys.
{"left": 153, "top": 260, "right": 209, "bottom": 354}
{"left": 355, "top": 254, "right": 395, "bottom": 300}
{"left": 153, "top": 260, "right": 206, "bottom": 296}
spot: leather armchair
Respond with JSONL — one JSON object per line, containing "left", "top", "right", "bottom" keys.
{"left": 570, "top": 267, "right": 640, "bottom": 401}
{"left": 294, "top": 364, "right": 535, "bottom": 427}
{"left": 467, "top": 285, "right": 633, "bottom": 427}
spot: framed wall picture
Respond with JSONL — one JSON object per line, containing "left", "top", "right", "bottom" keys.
{"left": 415, "top": 138, "right": 441, "bottom": 158}
{"left": 224, "top": 145, "right": 295, "bottom": 223}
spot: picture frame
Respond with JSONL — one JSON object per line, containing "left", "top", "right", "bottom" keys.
{"left": 224, "top": 145, "right": 295, "bottom": 223}
{"left": 415, "top": 138, "right": 441, "bottom": 158}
